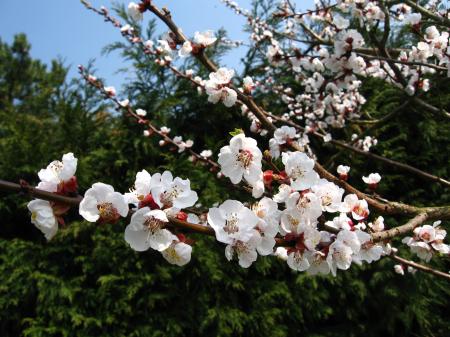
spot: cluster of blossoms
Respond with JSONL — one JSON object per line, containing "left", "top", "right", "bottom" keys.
{"left": 402, "top": 221, "right": 450, "bottom": 262}
{"left": 352, "top": 134, "right": 378, "bottom": 152}
{"left": 394, "top": 264, "right": 417, "bottom": 276}
{"left": 24, "top": 1, "right": 449, "bottom": 279}
{"left": 76, "top": 168, "right": 199, "bottom": 266}
{"left": 205, "top": 67, "right": 238, "bottom": 107}
{"left": 219, "top": 0, "right": 449, "bottom": 136}
{"left": 212, "top": 133, "right": 392, "bottom": 274}
{"left": 27, "top": 153, "right": 78, "bottom": 240}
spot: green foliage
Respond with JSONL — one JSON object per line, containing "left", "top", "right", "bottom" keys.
{"left": 0, "top": 16, "right": 449, "bottom": 337}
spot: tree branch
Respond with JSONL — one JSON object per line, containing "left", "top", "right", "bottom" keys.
{"left": 372, "top": 213, "right": 428, "bottom": 242}
{"left": 389, "top": 254, "right": 450, "bottom": 281}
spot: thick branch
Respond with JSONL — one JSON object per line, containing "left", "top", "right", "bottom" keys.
{"left": 0, "top": 179, "right": 81, "bottom": 206}
{"left": 372, "top": 213, "right": 428, "bottom": 241}
{"left": 145, "top": 2, "right": 450, "bottom": 219}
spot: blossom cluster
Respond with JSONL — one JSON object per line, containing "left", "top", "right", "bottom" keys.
{"left": 79, "top": 169, "right": 198, "bottom": 266}
{"left": 212, "top": 133, "right": 391, "bottom": 274}
{"left": 24, "top": 1, "right": 449, "bottom": 279}
{"left": 27, "top": 153, "right": 78, "bottom": 240}
{"left": 402, "top": 221, "right": 450, "bottom": 262}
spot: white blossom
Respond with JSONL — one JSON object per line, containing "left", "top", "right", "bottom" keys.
{"left": 208, "top": 200, "right": 259, "bottom": 244}
{"left": 161, "top": 241, "right": 192, "bottom": 266}
{"left": 125, "top": 207, "right": 176, "bottom": 252}
{"left": 194, "top": 30, "right": 217, "bottom": 47}
{"left": 127, "top": 2, "right": 143, "bottom": 21}
{"left": 79, "top": 183, "right": 128, "bottom": 223}
{"left": 218, "top": 133, "right": 263, "bottom": 185}
{"left": 27, "top": 199, "right": 58, "bottom": 240}
{"left": 282, "top": 152, "right": 319, "bottom": 191}
{"left": 136, "top": 109, "right": 147, "bottom": 117}
{"left": 150, "top": 171, "right": 198, "bottom": 210}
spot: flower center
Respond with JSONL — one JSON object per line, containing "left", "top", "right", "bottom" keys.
{"left": 321, "top": 195, "right": 332, "bottom": 207}
{"left": 288, "top": 215, "right": 300, "bottom": 230}
{"left": 160, "top": 187, "right": 181, "bottom": 208}
{"left": 352, "top": 204, "right": 368, "bottom": 218}
{"left": 144, "top": 217, "right": 165, "bottom": 233}
{"left": 291, "top": 167, "right": 305, "bottom": 180}
{"left": 421, "top": 232, "right": 431, "bottom": 241}
{"left": 237, "top": 150, "right": 253, "bottom": 168}
{"left": 164, "top": 246, "right": 182, "bottom": 262}
{"left": 224, "top": 215, "right": 239, "bottom": 234}
{"left": 234, "top": 241, "right": 249, "bottom": 255}
{"left": 97, "top": 202, "right": 119, "bottom": 222}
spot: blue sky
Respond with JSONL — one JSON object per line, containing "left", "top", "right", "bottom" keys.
{"left": 0, "top": 0, "right": 312, "bottom": 89}
{"left": 0, "top": 0, "right": 252, "bottom": 89}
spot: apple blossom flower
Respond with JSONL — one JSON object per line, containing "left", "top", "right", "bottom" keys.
{"left": 368, "top": 216, "right": 385, "bottom": 232}
{"left": 218, "top": 133, "right": 263, "bottom": 185}
{"left": 136, "top": 108, "right": 147, "bottom": 117}
{"left": 337, "top": 165, "right": 350, "bottom": 180}
{"left": 251, "top": 174, "right": 265, "bottom": 198}
{"left": 266, "top": 44, "right": 284, "bottom": 66}
{"left": 124, "top": 169, "right": 162, "bottom": 207}
{"left": 27, "top": 199, "right": 58, "bottom": 240}
{"left": 282, "top": 192, "right": 323, "bottom": 229}
{"left": 353, "top": 231, "right": 384, "bottom": 263}
{"left": 252, "top": 197, "right": 280, "bottom": 255}
{"left": 160, "top": 126, "right": 171, "bottom": 134}
{"left": 341, "top": 194, "right": 370, "bottom": 220}
{"left": 394, "top": 264, "right": 405, "bottom": 275}
{"left": 119, "top": 99, "right": 129, "bottom": 107}
{"left": 282, "top": 151, "right": 319, "bottom": 191}
{"left": 173, "top": 136, "right": 194, "bottom": 153}
{"left": 127, "top": 2, "right": 143, "bottom": 21}
{"left": 327, "top": 240, "right": 353, "bottom": 276}
{"left": 178, "top": 41, "right": 193, "bottom": 57}
{"left": 305, "top": 251, "right": 330, "bottom": 275}
{"left": 193, "top": 30, "right": 217, "bottom": 47}
{"left": 242, "top": 76, "right": 255, "bottom": 94}
{"left": 269, "top": 126, "right": 297, "bottom": 158}
{"left": 362, "top": 173, "right": 381, "bottom": 189}
{"left": 273, "top": 184, "right": 293, "bottom": 203}
{"left": 311, "top": 180, "right": 344, "bottom": 213}
{"left": 120, "top": 25, "right": 132, "bottom": 34}
{"left": 150, "top": 171, "right": 198, "bottom": 210}
{"left": 161, "top": 241, "right": 192, "bottom": 266}
{"left": 207, "top": 199, "right": 259, "bottom": 244}
{"left": 79, "top": 183, "right": 128, "bottom": 223}
{"left": 287, "top": 249, "right": 311, "bottom": 271}
{"left": 402, "top": 222, "right": 450, "bottom": 261}
{"left": 104, "top": 86, "right": 116, "bottom": 96}
{"left": 274, "top": 247, "right": 288, "bottom": 261}
{"left": 325, "top": 213, "right": 353, "bottom": 231}
{"left": 125, "top": 207, "right": 176, "bottom": 252}
{"left": 38, "top": 152, "right": 78, "bottom": 193}
{"left": 205, "top": 68, "right": 237, "bottom": 107}
{"left": 200, "top": 149, "right": 213, "bottom": 159}
{"left": 156, "top": 40, "right": 173, "bottom": 57}
{"left": 225, "top": 230, "right": 261, "bottom": 268}
{"left": 334, "top": 30, "right": 365, "bottom": 57}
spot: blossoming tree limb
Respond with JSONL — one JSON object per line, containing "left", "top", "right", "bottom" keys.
{"left": 1, "top": 0, "right": 449, "bottom": 280}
